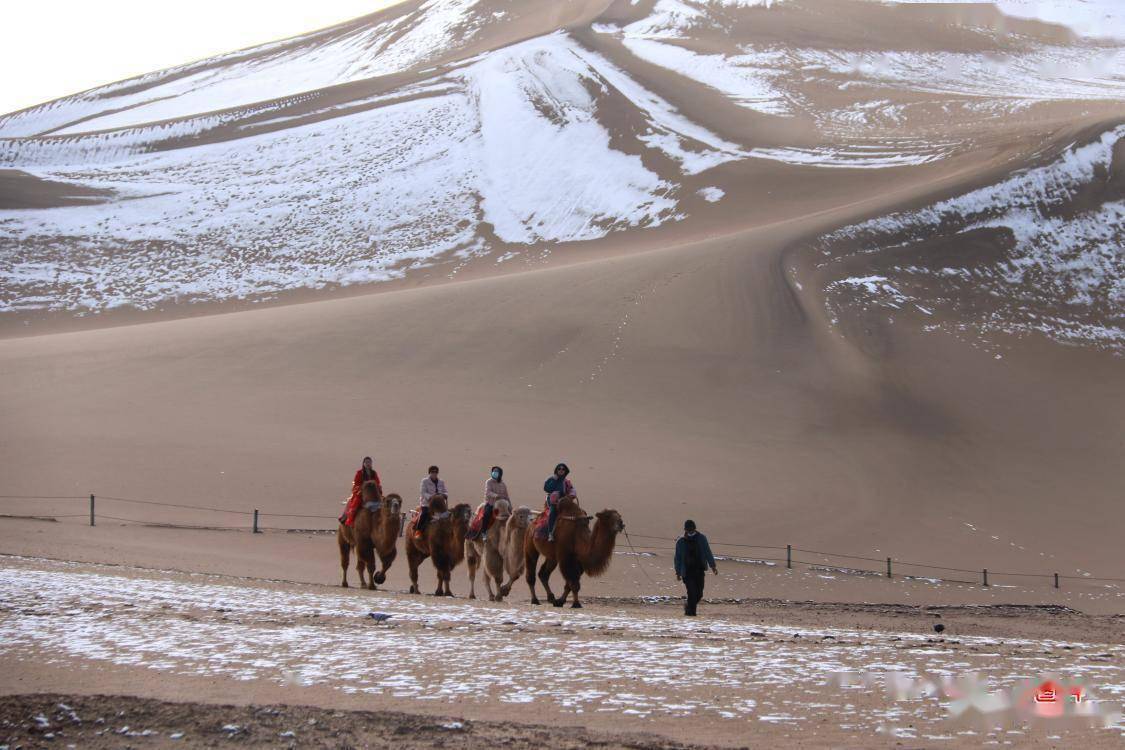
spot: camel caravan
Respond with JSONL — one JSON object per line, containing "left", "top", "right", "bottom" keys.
{"left": 336, "top": 461, "right": 625, "bottom": 608}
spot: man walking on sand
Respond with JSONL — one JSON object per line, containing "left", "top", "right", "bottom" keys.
{"left": 674, "top": 519, "right": 717, "bottom": 616}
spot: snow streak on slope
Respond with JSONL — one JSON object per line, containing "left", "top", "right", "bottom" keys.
{"left": 600, "top": 0, "right": 1125, "bottom": 168}
{"left": 0, "top": 33, "right": 747, "bottom": 312}
{"left": 816, "top": 126, "right": 1125, "bottom": 350}
{"left": 0, "top": 0, "right": 485, "bottom": 138}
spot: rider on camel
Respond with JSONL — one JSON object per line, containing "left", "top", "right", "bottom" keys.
{"left": 542, "top": 462, "right": 575, "bottom": 542}
{"left": 340, "top": 456, "right": 382, "bottom": 527}
{"left": 469, "top": 466, "right": 509, "bottom": 541}
{"left": 414, "top": 465, "right": 447, "bottom": 538}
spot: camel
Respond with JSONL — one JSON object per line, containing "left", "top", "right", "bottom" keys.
{"left": 465, "top": 499, "right": 532, "bottom": 602}
{"left": 524, "top": 495, "right": 624, "bottom": 608}
{"left": 337, "top": 481, "right": 403, "bottom": 589}
{"left": 404, "top": 494, "right": 472, "bottom": 596}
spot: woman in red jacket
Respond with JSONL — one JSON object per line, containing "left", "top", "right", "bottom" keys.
{"left": 340, "top": 456, "right": 383, "bottom": 527}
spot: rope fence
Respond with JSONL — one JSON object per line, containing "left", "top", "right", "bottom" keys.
{"left": 1, "top": 492, "right": 1121, "bottom": 589}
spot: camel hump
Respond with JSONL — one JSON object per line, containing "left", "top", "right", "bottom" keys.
{"left": 558, "top": 495, "right": 583, "bottom": 516}
{"left": 361, "top": 480, "right": 382, "bottom": 502}
{"left": 429, "top": 494, "right": 449, "bottom": 513}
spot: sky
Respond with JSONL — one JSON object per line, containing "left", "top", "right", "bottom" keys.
{"left": 1, "top": 1, "right": 404, "bottom": 116}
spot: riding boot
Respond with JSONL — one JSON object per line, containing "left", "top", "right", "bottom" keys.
{"left": 480, "top": 503, "right": 494, "bottom": 541}
{"left": 547, "top": 503, "right": 559, "bottom": 542}
{"left": 414, "top": 507, "right": 430, "bottom": 538}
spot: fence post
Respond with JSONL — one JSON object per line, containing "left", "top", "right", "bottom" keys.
{"left": 1054, "top": 573, "right": 1059, "bottom": 589}
{"left": 982, "top": 568, "right": 989, "bottom": 587}
{"left": 886, "top": 557, "right": 892, "bottom": 579}
{"left": 253, "top": 509, "right": 260, "bottom": 534}
{"left": 89, "top": 494, "right": 95, "bottom": 527}
{"left": 786, "top": 544, "right": 791, "bottom": 569}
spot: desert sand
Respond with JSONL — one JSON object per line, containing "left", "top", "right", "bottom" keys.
{"left": 1, "top": 0, "right": 1123, "bottom": 746}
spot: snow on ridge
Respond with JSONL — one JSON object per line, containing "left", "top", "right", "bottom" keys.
{"left": 821, "top": 125, "right": 1125, "bottom": 349}
{"left": 461, "top": 34, "right": 680, "bottom": 244}
{"left": 0, "top": 32, "right": 746, "bottom": 314}
{"left": 620, "top": 38, "right": 792, "bottom": 116}
{"left": 0, "top": 0, "right": 484, "bottom": 139}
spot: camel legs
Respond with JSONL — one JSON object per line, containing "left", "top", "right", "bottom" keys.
{"left": 554, "top": 579, "right": 574, "bottom": 608}
{"left": 374, "top": 547, "right": 396, "bottom": 587}
{"left": 484, "top": 570, "right": 498, "bottom": 602}
{"left": 338, "top": 536, "right": 351, "bottom": 588}
{"left": 568, "top": 576, "right": 583, "bottom": 608}
{"left": 483, "top": 552, "right": 501, "bottom": 602}
{"left": 498, "top": 570, "right": 518, "bottom": 600}
{"left": 525, "top": 546, "right": 541, "bottom": 605}
{"left": 538, "top": 558, "right": 559, "bottom": 606}
{"left": 363, "top": 556, "right": 377, "bottom": 590}
{"left": 406, "top": 546, "right": 425, "bottom": 594}
{"left": 466, "top": 543, "right": 481, "bottom": 600}
{"left": 435, "top": 567, "right": 453, "bottom": 597}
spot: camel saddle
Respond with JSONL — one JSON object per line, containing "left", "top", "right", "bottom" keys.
{"left": 532, "top": 509, "right": 550, "bottom": 540}
{"left": 467, "top": 505, "right": 488, "bottom": 537}
{"left": 410, "top": 507, "right": 449, "bottom": 526}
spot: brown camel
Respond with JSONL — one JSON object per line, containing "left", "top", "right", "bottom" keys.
{"left": 337, "top": 482, "right": 403, "bottom": 589}
{"left": 404, "top": 494, "right": 472, "bottom": 596}
{"left": 524, "top": 496, "right": 624, "bottom": 608}
{"left": 465, "top": 500, "right": 532, "bottom": 602}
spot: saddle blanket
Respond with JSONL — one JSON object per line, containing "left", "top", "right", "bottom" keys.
{"left": 532, "top": 508, "right": 550, "bottom": 540}
{"left": 468, "top": 505, "right": 488, "bottom": 537}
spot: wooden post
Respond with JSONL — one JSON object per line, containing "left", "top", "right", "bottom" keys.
{"left": 89, "top": 494, "right": 95, "bottom": 527}
{"left": 982, "top": 568, "right": 989, "bottom": 587}
{"left": 253, "top": 509, "right": 261, "bottom": 534}
{"left": 886, "top": 557, "right": 892, "bottom": 578}
{"left": 786, "top": 544, "right": 791, "bottom": 569}
{"left": 1054, "top": 573, "right": 1059, "bottom": 589}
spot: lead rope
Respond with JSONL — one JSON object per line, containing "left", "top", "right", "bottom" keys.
{"left": 622, "top": 528, "right": 661, "bottom": 588}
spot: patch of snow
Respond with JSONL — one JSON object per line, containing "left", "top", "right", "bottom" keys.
{"left": 698, "top": 187, "right": 725, "bottom": 202}
{"left": 820, "top": 125, "right": 1125, "bottom": 350}
{"left": 1, "top": 32, "right": 750, "bottom": 313}
{"left": 0, "top": 0, "right": 486, "bottom": 137}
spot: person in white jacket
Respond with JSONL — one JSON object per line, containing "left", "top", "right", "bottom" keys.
{"left": 414, "top": 465, "right": 448, "bottom": 538}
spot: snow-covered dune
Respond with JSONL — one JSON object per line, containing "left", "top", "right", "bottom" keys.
{"left": 810, "top": 124, "right": 1125, "bottom": 351}
{"left": 0, "top": 0, "right": 1123, "bottom": 352}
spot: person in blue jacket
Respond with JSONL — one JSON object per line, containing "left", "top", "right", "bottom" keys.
{"left": 542, "top": 462, "right": 575, "bottom": 542}
{"left": 674, "top": 519, "right": 718, "bottom": 616}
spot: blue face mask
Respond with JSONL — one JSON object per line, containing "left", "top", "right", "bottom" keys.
{"left": 491, "top": 470, "right": 501, "bottom": 480}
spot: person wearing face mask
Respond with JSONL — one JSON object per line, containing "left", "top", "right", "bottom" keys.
{"left": 542, "top": 462, "right": 575, "bottom": 543}
{"left": 471, "top": 466, "right": 509, "bottom": 542}
{"left": 465, "top": 465, "right": 510, "bottom": 541}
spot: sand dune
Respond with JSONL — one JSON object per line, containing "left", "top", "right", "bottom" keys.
{"left": 0, "top": 3, "right": 1123, "bottom": 745}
